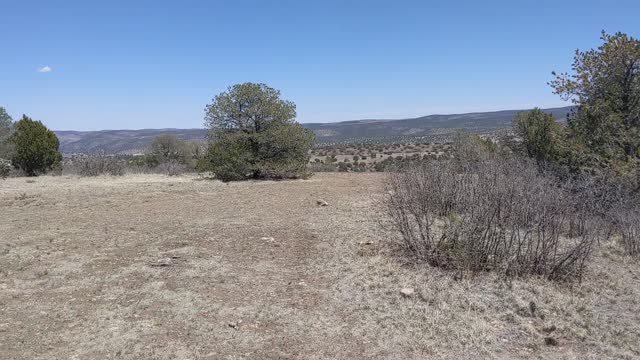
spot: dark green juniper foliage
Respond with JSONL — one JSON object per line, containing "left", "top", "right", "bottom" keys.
{"left": 549, "top": 31, "right": 640, "bottom": 171}
{"left": 512, "top": 108, "right": 566, "bottom": 164}
{"left": 10, "top": 115, "right": 62, "bottom": 176}
{"left": 204, "top": 83, "right": 314, "bottom": 181}
{"left": 0, "top": 106, "right": 14, "bottom": 159}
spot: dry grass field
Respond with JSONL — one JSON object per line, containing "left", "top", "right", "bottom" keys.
{"left": 1, "top": 173, "right": 640, "bottom": 359}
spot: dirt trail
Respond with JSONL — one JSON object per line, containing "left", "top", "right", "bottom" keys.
{"left": 0, "top": 173, "right": 383, "bottom": 359}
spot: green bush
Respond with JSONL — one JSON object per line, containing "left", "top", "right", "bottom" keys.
{"left": 9, "top": 115, "right": 62, "bottom": 176}
{"left": 0, "top": 158, "right": 10, "bottom": 179}
{"left": 512, "top": 108, "right": 566, "bottom": 164}
{"left": 204, "top": 83, "right": 314, "bottom": 181}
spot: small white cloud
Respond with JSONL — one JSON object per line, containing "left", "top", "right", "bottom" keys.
{"left": 37, "top": 66, "right": 52, "bottom": 73}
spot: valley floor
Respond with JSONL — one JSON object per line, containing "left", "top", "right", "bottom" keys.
{"left": 1, "top": 173, "right": 639, "bottom": 359}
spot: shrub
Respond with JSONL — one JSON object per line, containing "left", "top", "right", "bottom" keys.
{"left": 0, "top": 158, "right": 10, "bottom": 179}
{"left": 155, "top": 160, "right": 187, "bottom": 176}
{"left": 610, "top": 208, "right": 640, "bottom": 257}
{"left": 512, "top": 108, "right": 565, "bottom": 163}
{"left": 384, "top": 157, "right": 600, "bottom": 282}
{"left": 309, "top": 162, "right": 338, "bottom": 172}
{"left": 145, "top": 134, "right": 191, "bottom": 167}
{"left": 9, "top": 115, "right": 62, "bottom": 176}
{"left": 65, "top": 153, "right": 125, "bottom": 176}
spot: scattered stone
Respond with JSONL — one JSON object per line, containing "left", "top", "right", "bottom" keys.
{"left": 400, "top": 288, "right": 415, "bottom": 298}
{"left": 150, "top": 258, "right": 173, "bottom": 267}
{"left": 529, "top": 301, "right": 537, "bottom": 316}
{"left": 544, "top": 336, "right": 558, "bottom": 346}
{"left": 316, "top": 199, "right": 329, "bottom": 207}
{"left": 542, "top": 324, "right": 557, "bottom": 333}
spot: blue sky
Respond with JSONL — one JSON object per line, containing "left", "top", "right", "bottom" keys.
{"left": 1, "top": 0, "right": 638, "bottom": 130}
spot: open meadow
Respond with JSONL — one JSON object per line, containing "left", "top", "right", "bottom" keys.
{"left": 1, "top": 173, "right": 639, "bottom": 359}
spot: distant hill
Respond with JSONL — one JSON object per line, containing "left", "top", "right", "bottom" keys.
{"left": 55, "top": 128, "right": 207, "bottom": 155}
{"left": 55, "top": 106, "right": 573, "bottom": 155}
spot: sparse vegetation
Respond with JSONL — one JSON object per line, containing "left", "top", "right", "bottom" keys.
{"left": 611, "top": 207, "right": 640, "bottom": 257}
{"left": 154, "top": 160, "right": 188, "bottom": 176}
{"left": 64, "top": 153, "right": 126, "bottom": 177}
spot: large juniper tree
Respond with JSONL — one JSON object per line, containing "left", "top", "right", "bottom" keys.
{"left": 549, "top": 31, "right": 640, "bottom": 164}
{"left": 10, "top": 115, "right": 62, "bottom": 176}
{"left": 204, "top": 83, "right": 314, "bottom": 181}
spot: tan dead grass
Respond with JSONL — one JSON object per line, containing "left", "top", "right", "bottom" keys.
{"left": 1, "top": 173, "right": 639, "bottom": 359}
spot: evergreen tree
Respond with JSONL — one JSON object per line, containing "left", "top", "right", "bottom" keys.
{"left": 204, "top": 83, "right": 314, "bottom": 181}
{"left": 10, "top": 115, "right": 62, "bottom": 176}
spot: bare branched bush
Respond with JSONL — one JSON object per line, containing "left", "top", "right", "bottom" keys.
{"left": 65, "top": 153, "right": 125, "bottom": 176}
{"left": 609, "top": 206, "right": 640, "bottom": 257}
{"left": 385, "top": 157, "right": 600, "bottom": 282}
{"left": 155, "top": 160, "right": 187, "bottom": 176}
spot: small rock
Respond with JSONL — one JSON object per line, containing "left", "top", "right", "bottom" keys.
{"left": 316, "top": 199, "right": 329, "bottom": 207}
{"left": 359, "top": 240, "right": 373, "bottom": 245}
{"left": 150, "top": 258, "right": 173, "bottom": 267}
{"left": 544, "top": 336, "right": 558, "bottom": 346}
{"left": 228, "top": 322, "right": 238, "bottom": 329}
{"left": 542, "top": 324, "right": 557, "bottom": 333}
{"left": 400, "top": 288, "right": 415, "bottom": 298}
{"left": 529, "top": 301, "right": 537, "bottom": 316}
{"left": 261, "top": 237, "right": 275, "bottom": 242}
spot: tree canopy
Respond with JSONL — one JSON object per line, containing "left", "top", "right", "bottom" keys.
{"left": 204, "top": 83, "right": 313, "bottom": 181}
{"left": 205, "top": 83, "right": 298, "bottom": 133}
{"left": 549, "top": 31, "right": 640, "bottom": 164}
